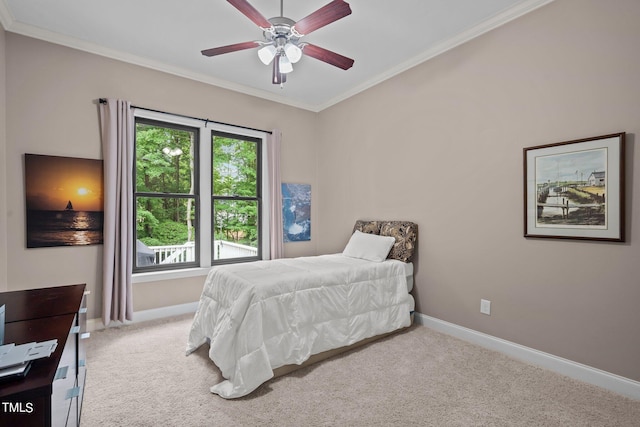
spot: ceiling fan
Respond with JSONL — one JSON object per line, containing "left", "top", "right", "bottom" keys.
{"left": 202, "top": 0, "right": 355, "bottom": 86}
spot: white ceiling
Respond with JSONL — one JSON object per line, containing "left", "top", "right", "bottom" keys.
{"left": 0, "top": 0, "right": 552, "bottom": 112}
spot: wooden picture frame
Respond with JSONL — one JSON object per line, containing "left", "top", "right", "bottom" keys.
{"left": 523, "top": 133, "right": 625, "bottom": 242}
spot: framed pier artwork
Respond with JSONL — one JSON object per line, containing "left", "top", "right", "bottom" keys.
{"left": 523, "top": 133, "right": 625, "bottom": 242}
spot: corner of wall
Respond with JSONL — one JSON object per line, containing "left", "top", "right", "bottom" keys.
{"left": 0, "top": 26, "right": 7, "bottom": 292}
{"left": 414, "top": 313, "right": 640, "bottom": 400}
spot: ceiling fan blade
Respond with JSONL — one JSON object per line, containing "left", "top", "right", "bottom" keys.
{"left": 201, "top": 41, "right": 260, "bottom": 57}
{"left": 227, "top": 0, "right": 272, "bottom": 28}
{"left": 302, "top": 44, "right": 354, "bottom": 70}
{"left": 292, "top": 0, "right": 352, "bottom": 36}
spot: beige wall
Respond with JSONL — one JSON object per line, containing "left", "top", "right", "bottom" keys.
{"left": 2, "top": 0, "right": 639, "bottom": 384}
{"left": 3, "top": 33, "right": 318, "bottom": 320}
{"left": 317, "top": 0, "right": 640, "bottom": 382}
{"left": 0, "top": 26, "right": 7, "bottom": 292}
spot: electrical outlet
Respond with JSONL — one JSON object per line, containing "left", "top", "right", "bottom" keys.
{"left": 480, "top": 299, "right": 491, "bottom": 315}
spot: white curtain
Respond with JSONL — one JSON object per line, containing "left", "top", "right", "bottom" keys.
{"left": 267, "top": 129, "right": 284, "bottom": 259}
{"left": 99, "top": 99, "right": 134, "bottom": 326}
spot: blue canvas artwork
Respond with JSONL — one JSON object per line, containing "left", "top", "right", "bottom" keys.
{"left": 282, "top": 183, "right": 311, "bottom": 242}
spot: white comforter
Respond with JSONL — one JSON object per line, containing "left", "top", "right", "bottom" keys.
{"left": 186, "top": 254, "right": 415, "bottom": 399}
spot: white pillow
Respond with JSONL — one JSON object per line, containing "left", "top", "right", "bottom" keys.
{"left": 343, "top": 230, "right": 396, "bottom": 262}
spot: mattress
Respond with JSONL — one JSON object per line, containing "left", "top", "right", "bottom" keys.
{"left": 186, "top": 253, "right": 414, "bottom": 398}
{"left": 404, "top": 261, "right": 414, "bottom": 292}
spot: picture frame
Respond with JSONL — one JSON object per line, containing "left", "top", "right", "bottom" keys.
{"left": 282, "top": 183, "right": 311, "bottom": 242}
{"left": 24, "top": 153, "right": 104, "bottom": 248}
{"left": 523, "top": 132, "right": 625, "bottom": 242}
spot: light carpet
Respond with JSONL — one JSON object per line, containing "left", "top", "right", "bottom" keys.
{"left": 81, "top": 314, "right": 640, "bottom": 426}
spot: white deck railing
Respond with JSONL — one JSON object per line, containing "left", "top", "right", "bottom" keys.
{"left": 149, "top": 241, "right": 196, "bottom": 264}
{"left": 148, "top": 240, "right": 257, "bottom": 264}
{"left": 213, "top": 240, "right": 258, "bottom": 260}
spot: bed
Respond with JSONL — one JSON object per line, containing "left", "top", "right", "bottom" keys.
{"left": 186, "top": 220, "right": 418, "bottom": 399}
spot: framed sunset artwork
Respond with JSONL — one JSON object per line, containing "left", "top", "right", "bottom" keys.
{"left": 24, "top": 154, "right": 104, "bottom": 248}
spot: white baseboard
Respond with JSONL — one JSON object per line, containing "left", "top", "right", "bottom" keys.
{"left": 87, "top": 301, "right": 198, "bottom": 332}
{"left": 414, "top": 313, "right": 640, "bottom": 400}
{"left": 87, "top": 306, "right": 639, "bottom": 400}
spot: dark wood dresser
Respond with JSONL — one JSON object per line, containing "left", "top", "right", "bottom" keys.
{"left": 0, "top": 284, "right": 89, "bottom": 427}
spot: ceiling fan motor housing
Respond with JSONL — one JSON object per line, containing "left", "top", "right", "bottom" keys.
{"left": 264, "top": 17, "right": 300, "bottom": 46}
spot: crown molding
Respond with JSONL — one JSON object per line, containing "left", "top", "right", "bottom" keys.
{"left": 0, "top": 0, "right": 14, "bottom": 31}
{"left": 316, "top": 0, "right": 555, "bottom": 111}
{"left": 1, "top": 0, "right": 554, "bottom": 113}
{"left": 1, "top": 11, "right": 318, "bottom": 111}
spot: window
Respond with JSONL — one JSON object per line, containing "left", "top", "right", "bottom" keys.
{"left": 212, "top": 132, "right": 261, "bottom": 263}
{"left": 133, "top": 111, "right": 269, "bottom": 275}
{"left": 134, "top": 119, "right": 199, "bottom": 272}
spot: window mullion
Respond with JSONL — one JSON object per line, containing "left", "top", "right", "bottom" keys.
{"left": 199, "top": 127, "right": 212, "bottom": 267}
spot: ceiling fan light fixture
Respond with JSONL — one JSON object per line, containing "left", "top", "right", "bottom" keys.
{"left": 284, "top": 42, "right": 302, "bottom": 63}
{"left": 257, "top": 44, "right": 277, "bottom": 65}
{"left": 279, "top": 54, "right": 293, "bottom": 74}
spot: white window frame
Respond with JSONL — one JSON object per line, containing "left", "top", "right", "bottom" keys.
{"left": 132, "top": 109, "right": 271, "bottom": 283}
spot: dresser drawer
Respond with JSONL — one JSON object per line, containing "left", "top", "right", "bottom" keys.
{"left": 51, "top": 315, "right": 77, "bottom": 427}
{"left": 0, "top": 285, "right": 87, "bottom": 427}
{"left": 0, "top": 313, "right": 76, "bottom": 427}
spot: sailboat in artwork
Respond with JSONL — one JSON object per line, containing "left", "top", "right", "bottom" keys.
{"left": 65, "top": 200, "right": 74, "bottom": 211}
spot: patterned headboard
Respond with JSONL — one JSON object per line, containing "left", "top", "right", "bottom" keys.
{"left": 352, "top": 220, "right": 418, "bottom": 263}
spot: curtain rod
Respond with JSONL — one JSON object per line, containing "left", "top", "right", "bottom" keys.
{"left": 98, "top": 98, "right": 272, "bottom": 135}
